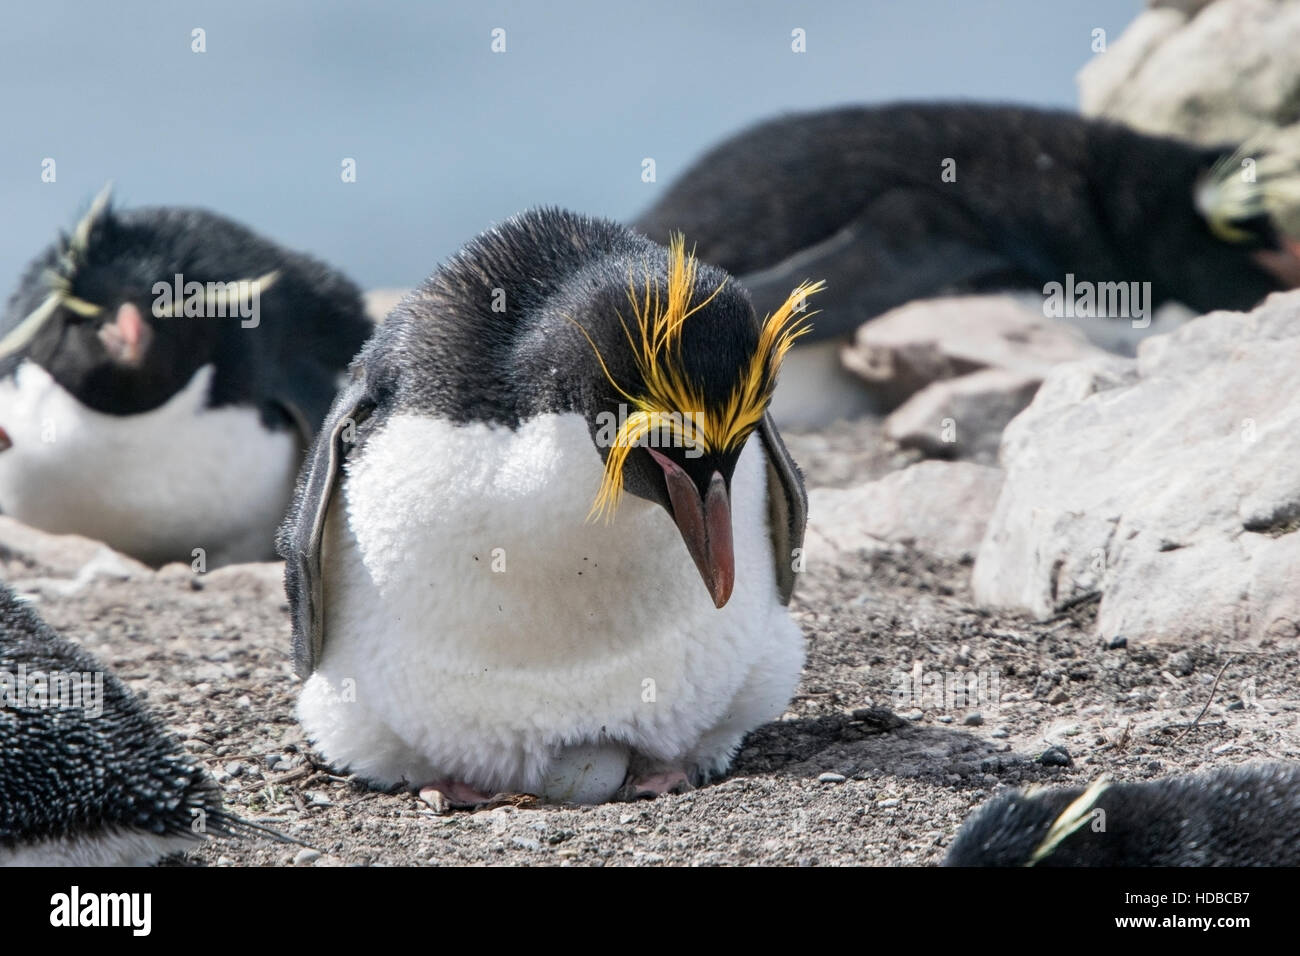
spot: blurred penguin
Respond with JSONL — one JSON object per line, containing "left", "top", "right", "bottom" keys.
{"left": 0, "top": 187, "right": 372, "bottom": 566}
{"left": 635, "top": 104, "right": 1300, "bottom": 426}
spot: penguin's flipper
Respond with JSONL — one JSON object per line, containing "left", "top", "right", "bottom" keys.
{"left": 757, "top": 411, "right": 807, "bottom": 604}
{"left": 267, "top": 358, "right": 354, "bottom": 448}
{"left": 738, "top": 188, "right": 1022, "bottom": 342}
{"left": 280, "top": 374, "right": 374, "bottom": 677}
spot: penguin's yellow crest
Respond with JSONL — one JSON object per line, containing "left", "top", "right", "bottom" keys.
{"left": 1196, "top": 135, "right": 1300, "bottom": 244}
{"left": 574, "top": 235, "right": 824, "bottom": 521}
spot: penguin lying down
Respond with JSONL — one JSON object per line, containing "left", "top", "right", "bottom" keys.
{"left": 635, "top": 103, "right": 1300, "bottom": 427}
{"left": 281, "top": 208, "right": 816, "bottom": 806}
{"left": 0, "top": 584, "right": 286, "bottom": 865}
{"left": 945, "top": 762, "right": 1300, "bottom": 866}
{"left": 0, "top": 187, "right": 372, "bottom": 567}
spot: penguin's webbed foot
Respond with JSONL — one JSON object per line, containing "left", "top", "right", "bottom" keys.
{"left": 418, "top": 780, "right": 494, "bottom": 811}
{"left": 617, "top": 769, "right": 694, "bottom": 801}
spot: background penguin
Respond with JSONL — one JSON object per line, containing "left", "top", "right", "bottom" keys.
{"left": 945, "top": 762, "right": 1300, "bottom": 866}
{"left": 634, "top": 103, "right": 1300, "bottom": 425}
{"left": 0, "top": 584, "right": 253, "bottom": 865}
{"left": 0, "top": 187, "right": 372, "bottom": 567}
{"left": 280, "top": 207, "right": 814, "bottom": 805}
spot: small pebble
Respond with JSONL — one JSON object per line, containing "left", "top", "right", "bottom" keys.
{"left": 305, "top": 791, "right": 332, "bottom": 807}
{"left": 1107, "top": 635, "right": 1128, "bottom": 650}
{"left": 419, "top": 788, "right": 452, "bottom": 814}
{"left": 293, "top": 849, "right": 321, "bottom": 865}
{"left": 1038, "top": 746, "right": 1072, "bottom": 767}
{"left": 937, "top": 714, "right": 953, "bottom": 724}
{"left": 876, "top": 798, "right": 901, "bottom": 808}
{"left": 511, "top": 837, "right": 542, "bottom": 851}
{"left": 818, "top": 772, "right": 847, "bottom": 784}
{"left": 963, "top": 713, "right": 984, "bottom": 727}
{"left": 901, "top": 709, "right": 924, "bottom": 721}
{"left": 1227, "top": 699, "right": 1246, "bottom": 711}
{"left": 1048, "top": 689, "right": 1069, "bottom": 705}
{"left": 990, "top": 728, "right": 1009, "bottom": 739}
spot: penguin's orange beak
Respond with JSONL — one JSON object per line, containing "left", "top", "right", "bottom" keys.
{"left": 648, "top": 447, "right": 735, "bottom": 608}
{"left": 98, "top": 303, "right": 153, "bottom": 367}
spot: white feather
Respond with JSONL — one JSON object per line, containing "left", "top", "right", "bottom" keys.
{"left": 0, "top": 360, "right": 297, "bottom": 566}
{"left": 298, "top": 412, "right": 803, "bottom": 799}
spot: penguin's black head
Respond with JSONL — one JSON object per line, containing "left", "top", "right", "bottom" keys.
{"left": 945, "top": 778, "right": 1113, "bottom": 867}
{"left": 0, "top": 187, "right": 277, "bottom": 414}
{"left": 561, "top": 236, "right": 821, "bottom": 609}
{"left": 1191, "top": 143, "right": 1300, "bottom": 294}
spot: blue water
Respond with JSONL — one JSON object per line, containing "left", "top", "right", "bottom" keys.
{"left": 0, "top": 0, "right": 1139, "bottom": 295}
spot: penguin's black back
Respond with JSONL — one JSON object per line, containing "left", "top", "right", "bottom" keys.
{"left": 3, "top": 202, "right": 372, "bottom": 429}
{"left": 945, "top": 763, "right": 1300, "bottom": 866}
{"left": 0, "top": 585, "right": 229, "bottom": 849}
{"left": 634, "top": 103, "right": 1287, "bottom": 327}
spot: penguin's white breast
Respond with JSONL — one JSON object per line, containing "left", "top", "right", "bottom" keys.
{"left": 0, "top": 359, "right": 297, "bottom": 565}
{"left": 319, "top": 411, "right": 791, "bottom": 778}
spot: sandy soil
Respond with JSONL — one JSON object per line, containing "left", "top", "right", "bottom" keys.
{"left": 5, "top": 415, "right": 1298, "bottom": 867}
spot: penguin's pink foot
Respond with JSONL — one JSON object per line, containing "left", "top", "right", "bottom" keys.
{"left": 618, "top": 769, "right": 693, "bottom": 801}
{"left": 418, "top": 780, "right": 493, "bottom": 811}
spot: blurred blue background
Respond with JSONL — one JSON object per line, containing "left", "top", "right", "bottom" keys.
{"left": 0, "top": 0, "right": 1139, "bottom": 294}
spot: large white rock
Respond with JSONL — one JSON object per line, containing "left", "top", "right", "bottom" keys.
{"left": 842, "top": 296, "right": 1104, "bottom": 406}
{"left": 842, "top": 296, "right": 1112, "bottom": 460}
{"left": 884, "top": 368, "right": 1042, "bottom": 462}
{"left": 973, "top": 290, "right": 1300, "bottom": 644}
{"left": 805, "top": 461, "right": 1003, "bottom": 566}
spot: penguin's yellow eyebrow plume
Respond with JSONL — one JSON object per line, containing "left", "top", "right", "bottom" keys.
{"left": 0, "top": 185, "right": 113, "bottom": 360}
{"left": 1027, "top": 776, "right": 1111, "bottom": 867}
{"left": 1196, "top": 135, "right": 1300, "bottom": 244}
{"left": 573, "top": 235, "right": 824, "bottom": 520}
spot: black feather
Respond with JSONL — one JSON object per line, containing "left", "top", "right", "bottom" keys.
{"left": 0, "top": 584, "right": 242, "bottom": 855}
{"left": 945, "top": 762, "right": 1300, "bottom": 866}
{"left": 635, "top": 103, "right": 1290, "bottom": 340}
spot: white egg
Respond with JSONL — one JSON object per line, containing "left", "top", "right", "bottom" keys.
{"left": 538, "top": 741, "right": 630, "bottom": 804}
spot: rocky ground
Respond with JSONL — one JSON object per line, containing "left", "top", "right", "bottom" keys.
{"left": 4, "top": 409, "right": 1297, "bottom": 868}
